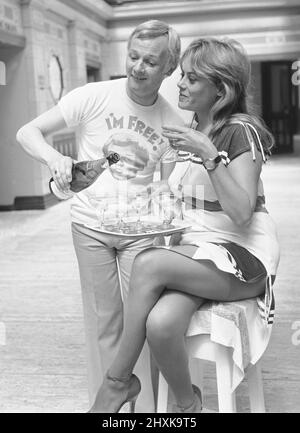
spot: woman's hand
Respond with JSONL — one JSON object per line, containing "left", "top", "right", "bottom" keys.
{"left": 47, "top": 154, "right": 73, "bottom": 192}
{"left": 162, "top": 124, "right": 217, "bottom": 160}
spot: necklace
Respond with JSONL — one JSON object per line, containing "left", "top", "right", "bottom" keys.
{"left": 177, "top": 115, "right": 213, "bottom": 188}
{"left": 177, "top": 115, "right": 197, "bottom": 190}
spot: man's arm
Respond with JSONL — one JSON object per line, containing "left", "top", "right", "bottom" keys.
{"left": 16, "top": 105, "right": 73, "bottom": 191}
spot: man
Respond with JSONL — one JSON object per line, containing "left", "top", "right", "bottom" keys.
{"left": 16, "top": 20, "right": 182, "bottom": 412}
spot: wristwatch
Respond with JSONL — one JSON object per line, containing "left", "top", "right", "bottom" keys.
{"left": 203, "top": 154, "right": 221, "bottom": 171}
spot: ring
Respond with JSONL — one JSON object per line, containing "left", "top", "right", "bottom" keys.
{"left": 169, "top": 138, "right": 179, "bottom": 146}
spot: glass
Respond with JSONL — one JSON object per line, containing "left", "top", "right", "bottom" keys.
{"left": 86, "top": 189, "right": 185, "bottom": 235}
{"left": 116, "top": 196, "right": 129, "bottom": 231}
{"left": 132, "top": 192, "right": 150, "bottom": 232}
{"left": 87, "top": 193, "right": 108, "bottom": 229}
{"left": 156, "top": 192, "right": 181, "bottom": 229}
{"left": 87, "top": 191, "right": 149, "bottom": 234}
{"left": 101, "top": 196, "right": 123, "bottom": 232}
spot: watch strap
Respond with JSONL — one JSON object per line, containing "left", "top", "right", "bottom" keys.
{"left": 204, "top": 154, "right": 221, "bottom": 171}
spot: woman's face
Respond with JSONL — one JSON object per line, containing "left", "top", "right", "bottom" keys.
{"left": 177, "top": 56, "right": 219, "bottom": 114}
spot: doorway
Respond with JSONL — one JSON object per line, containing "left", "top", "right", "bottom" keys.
{"left": 261, "top": 61, "right": 298, "bottom": 153}
{"left": 86, "top": 65, "right": 100, "bottom": 83}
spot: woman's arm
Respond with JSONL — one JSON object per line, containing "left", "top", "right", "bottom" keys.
{"left": 207, "top": 150, "right": 262, "bottom": 226}
{"left": 162, "top": 124, "right": 262, "bottom": 227}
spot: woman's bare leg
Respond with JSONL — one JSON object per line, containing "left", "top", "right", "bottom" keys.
{"left": 146, "top": 289, "right": 204, "bottom": 408}
{"left": 110, "top": 246, "right": 264, "bottom": 376}
{"left": 92, "top": 246, "right": 265, "bottom": 411}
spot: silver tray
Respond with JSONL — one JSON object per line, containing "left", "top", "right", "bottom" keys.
{"left": 84, "top": 218, "right": 190, "bottom": 238}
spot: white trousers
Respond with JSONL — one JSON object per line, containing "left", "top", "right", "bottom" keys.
{"left": 72, "top": 222, "right": 155, "bottom": 412}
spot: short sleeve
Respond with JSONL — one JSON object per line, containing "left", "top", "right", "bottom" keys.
{"left": 227, "top": 124, "right": 252, "bottom": 162}
{"left": 217, "top": 123, "right": 262, "bottom": 164}
{"left": 57, "top": 82, "right": 110, "bottom": 128}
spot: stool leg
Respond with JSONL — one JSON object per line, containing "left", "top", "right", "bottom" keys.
{"left": 247, "top": 360, "right": 266, "bottom": 413}
{"left": 157, "top": 373, "right": 169, "bottom": 413}
{"left": 215, "top": 345, "right": 237, "bottom": 413}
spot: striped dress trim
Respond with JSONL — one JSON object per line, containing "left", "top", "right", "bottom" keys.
{"left": 177, "top": 121, "right": 267, "bottom": 166}
{"left": 182, "top": 195, "right": 268, "bottom": 213}
{"left": 216, "top": 245, "right": 275, "bottom": 326}
{"left": 257, "top": 276, "right": 275, "bottom": 326}
{"left": 176, "top": 122, "right": 274, "bottom": 327}
{"left": 215, "top": 246, "right": 275, "bottom": 327}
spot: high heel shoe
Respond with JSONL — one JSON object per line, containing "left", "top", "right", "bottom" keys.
{"left": 88, "top": 371, "right": 141, "bottom": 413}
{"left": 172, "top": 384, "right": 203, "bottom": 413}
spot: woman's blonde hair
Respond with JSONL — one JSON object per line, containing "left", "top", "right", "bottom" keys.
{"left": 181, "top": 37, "right": 274, "bottom": 154}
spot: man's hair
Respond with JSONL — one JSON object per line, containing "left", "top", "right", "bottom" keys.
{"left": 128, "top": 20, "right": 181, "bottom": 76}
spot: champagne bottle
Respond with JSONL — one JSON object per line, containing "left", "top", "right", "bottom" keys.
{"left": 49, "top": 152, "right": 120, "bottom": 200}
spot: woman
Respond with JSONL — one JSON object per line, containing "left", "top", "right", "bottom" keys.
{"left": 89, "top": 37, "right": 280, "bottom": 413}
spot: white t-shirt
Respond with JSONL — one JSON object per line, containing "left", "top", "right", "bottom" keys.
{"left": 58, "top": 78, "right": 184, "bottom": 226}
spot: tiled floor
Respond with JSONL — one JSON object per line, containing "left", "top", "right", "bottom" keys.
{"left": 0, "top": 154, "right": 300, "bottom": 412}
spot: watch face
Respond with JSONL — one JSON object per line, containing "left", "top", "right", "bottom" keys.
{"left": 204, "top": 155, "right": 221, "bottom": 171}
{"left": 204, "top": 159, "right": 216, "bottom": 170}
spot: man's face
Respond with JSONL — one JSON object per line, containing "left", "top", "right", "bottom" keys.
{"left": 126, "top": 36, "right": 170, "bottom": 103}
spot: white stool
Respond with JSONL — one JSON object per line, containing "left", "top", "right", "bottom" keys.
{"left": 157, "top": 331, "right": 266, "bottom": 413}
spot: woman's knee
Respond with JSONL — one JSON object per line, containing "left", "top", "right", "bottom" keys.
{"left": 131, "top": 248, "right": 167, "bottom": 281}
{"left": 128, "top": 249, "right": 166, "bottom": 297}
{"left": 146, "top": 306, "right": 181, "bottom": 345}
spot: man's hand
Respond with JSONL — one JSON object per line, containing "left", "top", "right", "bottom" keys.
{"left": 48, "top": 155, "right": 73, "bottom": 192}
